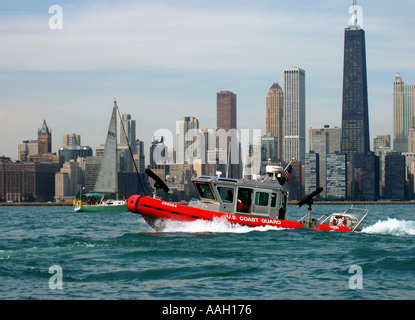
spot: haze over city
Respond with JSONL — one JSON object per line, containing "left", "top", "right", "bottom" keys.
{"left": 1, "top": 0, "right": 414, "bottom": 161}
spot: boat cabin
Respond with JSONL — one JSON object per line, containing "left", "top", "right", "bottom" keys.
{"left": 190, "top": 170, "right": 288, "bottom": 220}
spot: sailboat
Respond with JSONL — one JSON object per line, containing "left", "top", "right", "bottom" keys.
{"left": 74, "top": 100, "right": 127, "bottom": 212}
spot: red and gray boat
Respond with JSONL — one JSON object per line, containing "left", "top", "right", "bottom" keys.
{"left": 127, "top": 166, "right": 368, "bottom": 232}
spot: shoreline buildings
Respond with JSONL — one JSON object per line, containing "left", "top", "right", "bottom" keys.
{"left": 0, "top": 2, "right": 412, "bottom": 202}
{"left": 1, "top": 120, "right": 61, "bottom": 202}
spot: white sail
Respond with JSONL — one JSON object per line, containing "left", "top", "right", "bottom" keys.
{"left": 94, "top": 101, "right": 118, "bottom": 193}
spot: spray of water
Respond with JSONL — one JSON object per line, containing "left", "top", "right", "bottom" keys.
{"left": 362, "top": 218, "right": 415, "bottom": 236}
{"left": 158, "top": 217, "right": 286, "bottom": 234}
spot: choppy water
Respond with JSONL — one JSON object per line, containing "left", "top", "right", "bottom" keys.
{"left": 0, "top": 204, "right": 414, "bottom": 300}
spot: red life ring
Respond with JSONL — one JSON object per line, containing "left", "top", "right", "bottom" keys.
{"left": 333, "top": 215, "right": 347, "bottom": 226}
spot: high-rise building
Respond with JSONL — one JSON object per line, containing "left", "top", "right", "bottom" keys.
{"left": 55, "top": 160, "right": 82, "bottom": 202}
{"left": 309, "top": 125, "right": 341, "bottom": 154}
{"left": 385, "top": 152, "right": 406, "bottom": 200}
{"left": 216, "top": 91, "right": 239, "bottom": 178}
{"left": 150, "top": 136, "right": 173, "bottom": 165}
{"left": 120, "top": 114, "right": 136, "bottom": 153}
{"left": 353, "top": 152, "right": 379, "bottom": 201}
{"left": 18, "top": 140, "right": 38, "bottom": 162}
{"left": 118, "top": 114, "right": 137, "bottom": 172}
{"left": 217, "top": 91, "right": 237, "bottom": 132}
{"left": 63, "top": 133, "right": 81, "bottom": 148}
{"left": 38, "top": 119, "right": 52, "bottom": 155}
{"left": 373, "top": 134, "right": 391, "bottom": 153}
{"left": 261, "top": 134, "right": 279, "bottom": 164}
{"left": 0, "top": 161, "right": 60, "bottom": 202}
{"left": 305, "top": 152, "right": 320, "bottom": 195}
{"left": 326, "top": 153, "right": 347, "bottom": 199}
{"left": 176, "top": 116, "right": 199, "bottom": 165}
{"left": 266, "top": 83, "right": 284, "bottom": 160}
{"left": 58, "top": 146, "right": 93, "bottom": 162}
{"left": 309, "top": 125, "right": 341, "bottom": 197}
{"left": 84, "top": 156, "right": 102, "bottom": 192}
{"left": 408, "top": 128, "right": 415, "bottom": 153}
{"left": 283, "top": 67, "right": 305, "bottom": 164}
{"left": 60, "top": 134, "right": 92, "bottom": 162}
{"left": 340, "top": 5, "right": 370, "bottom": 163}
{"left": 393, "top": 73, "right": 415, "bottom": 152}
{"left": 373, "top": 134, "right": 392, "bottom": 197}
{"left": 134, "top": 139, "right": 145, "bottom": 173}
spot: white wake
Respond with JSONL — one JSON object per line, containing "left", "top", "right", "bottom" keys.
{"left": 362, "top": 217, "right": 415, "bottom": 236}
{"left": 159, "top": 217, "right": 285, "bottom": 234}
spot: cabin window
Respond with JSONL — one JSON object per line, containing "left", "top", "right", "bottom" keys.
{"left": 278, "top": 191, "right": 287, "bottom": 220}
{"left": 255, "top": 192, "right": 269, "bottom": 206}
{"left": 196, "top": 183, "right": 215, "bottom": 200}
{"left": 217, "top": 186, "right": 234, "bottom": 203}
{"left": 271, "top": 193, "right": 277, "bottom": 207}
{"left": 237, "top": 188, "right": 253, "bottom": 213}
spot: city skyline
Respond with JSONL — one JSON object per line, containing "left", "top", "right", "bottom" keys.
{"left": 1, "top": 1, "right": 415, "bottom": 160}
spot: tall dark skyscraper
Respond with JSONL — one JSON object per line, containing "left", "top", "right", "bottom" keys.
{"left": 217, "top": 91, "right": 237, "bottom": 132}
{"left": 340, "top": 3, "right": 370, "bottom": 164}
{"left": 216, "top": 91, "right": 239, "bottom": 178}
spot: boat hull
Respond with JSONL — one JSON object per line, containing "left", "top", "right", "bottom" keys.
{"left": 127, "top": 195, "right": 351, "bottom": 232}
{"left": 74, "top": 203, "right": 127, "bottom": 213}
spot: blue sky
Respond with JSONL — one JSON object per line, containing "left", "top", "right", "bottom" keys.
{"left": 1, "top": 0, "right": 415, "bottom": 161}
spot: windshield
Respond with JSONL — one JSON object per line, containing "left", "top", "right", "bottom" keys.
{"left": 195, "top": 183, "right": 216, "bottom": 200}
{"left": 217, "top": 186, "right": 234, "bottom": 203}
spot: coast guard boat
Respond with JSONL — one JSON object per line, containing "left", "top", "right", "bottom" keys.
{"left": 127, "top": 166, "right": 368, "bottom": 232}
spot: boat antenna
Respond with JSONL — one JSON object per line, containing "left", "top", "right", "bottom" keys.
{"left": 115, "top": 99, "right": 147, "bottom": 196}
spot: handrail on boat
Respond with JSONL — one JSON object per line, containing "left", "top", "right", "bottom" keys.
{"left": 298, "top": 206, "right": 369, "bottom": 232}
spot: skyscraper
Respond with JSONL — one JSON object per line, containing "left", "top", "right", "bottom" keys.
{"left": 118, "top": 114, "right": 137, "bottom": 172}
{"left": 309, "top": 125, "right": 341, "bottom": 198}
{"left": 305, "top": 152, "right": 319, "bottom": 195}
{"left": 216, "top": 91, "right": 239, "bottom": 178}
{"left": 266, "top": 83, "right": 283, "bottom": 160}
{"left": 340, "top": 3, "right": 370, "bottom": 163}
{"left": 393, "top": 73, "right": 415, "bottom": 152}
{"left": 176, "top": 116, "right": 199, "bottom": 164}
{"left": 283, "top": 67, "right": 305, "bottom": 164}
{"left": 385, "top": 152, "right": 405, "bottom": 200}
{"left": 326, "top": 153, "right": 347, "bottom": 199}
{"left": 217, "top": 91, "right": 237, "bottom": 132}
{"left": 120, "top": 114, "right": 136, "bottom": 153}
{"left": 38, "top": 119, "right": 52, "bottom": 155}
{"left": 63, "top": 133, "right": 81, "bottom": 148}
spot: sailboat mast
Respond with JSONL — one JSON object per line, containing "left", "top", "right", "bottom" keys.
{"left": 114, "top": 99, "right": 119, "bottom": 198}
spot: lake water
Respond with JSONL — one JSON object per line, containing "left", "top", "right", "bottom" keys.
{"left": 1, "top": 204, "right": 414, "bottom": 301}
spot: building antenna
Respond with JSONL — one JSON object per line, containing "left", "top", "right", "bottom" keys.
{"left": 352, "top": 0, "right": 358, "bottom": 26}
